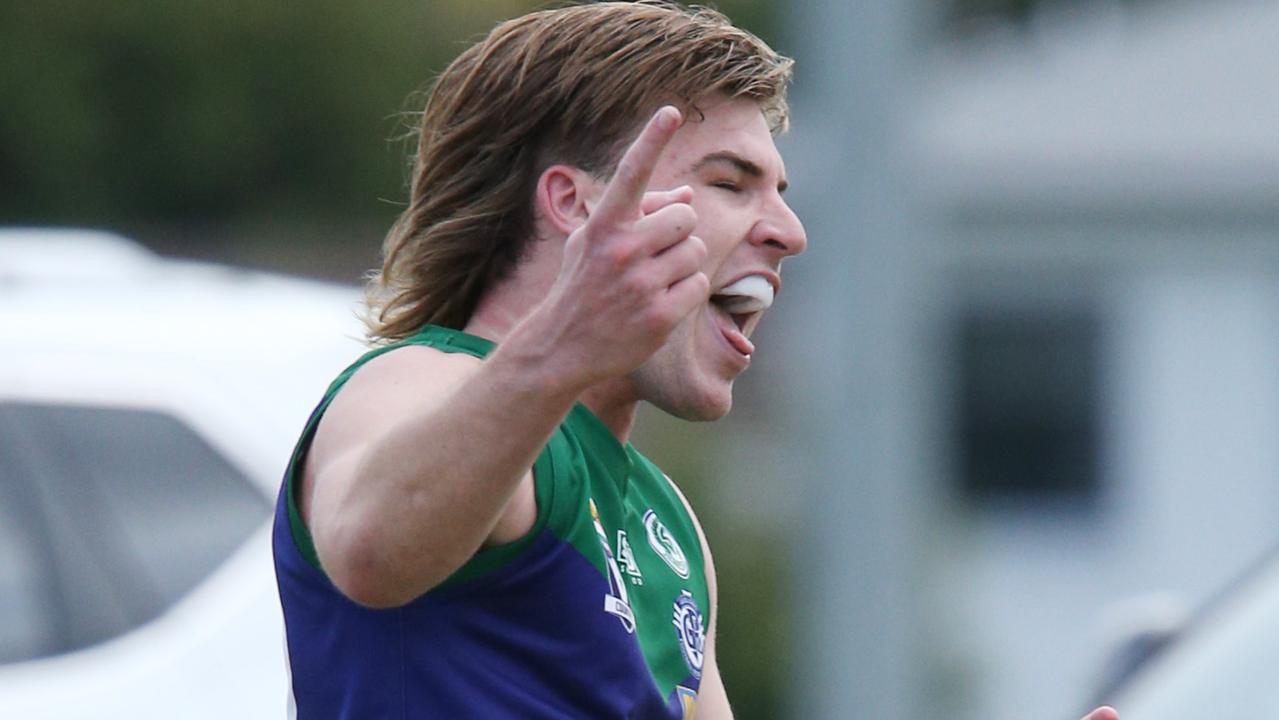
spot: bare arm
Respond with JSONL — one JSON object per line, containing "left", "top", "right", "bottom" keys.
{"left": 303, "top": 337, "right": 583, "bottom": 608}
{"left": 301, "top": 106, "right": 710, "bottom": 608}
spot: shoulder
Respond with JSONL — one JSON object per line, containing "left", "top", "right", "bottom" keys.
{"left": 306, "top": 343, "right": 482, "bottom": 489}
{"left": 334, "top": 343, "right": 481, "bottom": 411}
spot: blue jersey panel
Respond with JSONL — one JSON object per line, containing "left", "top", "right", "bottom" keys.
{"left": 273, "top": 487, "right": 682, "bottom": 719}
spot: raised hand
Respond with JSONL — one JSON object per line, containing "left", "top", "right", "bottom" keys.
{"left": 1081, "top": 706, "right": 1119, "bottom": 720}
{"left": 535, "top": 105, "right": 710, "bottom": 385}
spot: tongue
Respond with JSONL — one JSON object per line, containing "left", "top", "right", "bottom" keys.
{"left": 714, "top": 309, "right": 755, "bottom": 355}
{"left": 726, "top": 327, "right": 755, "bottom": 356}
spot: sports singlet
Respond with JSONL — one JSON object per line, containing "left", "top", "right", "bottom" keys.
{"left": 273, "top": 325, "right": 711, "bottom": 719}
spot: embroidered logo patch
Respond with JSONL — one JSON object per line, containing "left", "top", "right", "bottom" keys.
{"left": 616, "top": 530, "right": 643, "bottom": 584}
{"left": 591, "top": 499, "right": 635, "bottom": 633}
{"left": 644, "top": 509, "right": 690, "bottom": 579}
{"left": 672, "top": 590, "right": 706, "bottom": 679}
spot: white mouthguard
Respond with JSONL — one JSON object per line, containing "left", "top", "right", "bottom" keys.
{"left": 713, "top": 275, "right": 774, "bottom": 314}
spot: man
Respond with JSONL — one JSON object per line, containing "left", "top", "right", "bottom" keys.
{"left": 272, "top": 3, "right": 1120, "bottom": 719}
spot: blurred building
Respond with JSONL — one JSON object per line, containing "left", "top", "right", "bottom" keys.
{"left": 913, "top": 1, "right": 1279, "bottom": 717}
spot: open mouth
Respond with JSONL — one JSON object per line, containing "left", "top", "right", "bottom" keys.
{"left": 708, "top": 274, "right": 775, "bottom": 357}
{"left": 709, "top": 274, "right": 774, "bottom": 332}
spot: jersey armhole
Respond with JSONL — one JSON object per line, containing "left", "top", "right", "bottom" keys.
{"left": 284, "top": 395, "right": 341, "bottom": 573}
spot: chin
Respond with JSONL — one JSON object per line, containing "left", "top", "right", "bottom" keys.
{"left": 647, "top": 379, "right": 735, "bottom": 422}
{"left": 683, "top": 402, "right": 732, "bottom": 423}
{"left": 633, "top": 331, "right": 740, "bottom": 421}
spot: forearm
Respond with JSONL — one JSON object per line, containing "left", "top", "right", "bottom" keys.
{"left": 313, "top": 320, "right": 588, "bottom": 607}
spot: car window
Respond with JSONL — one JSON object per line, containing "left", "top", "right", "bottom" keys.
{"left": 0, "top": 401, "right": 269, "bottom": 664}
{"left": 0, "top": 477, "right": 51, "bottom": 663}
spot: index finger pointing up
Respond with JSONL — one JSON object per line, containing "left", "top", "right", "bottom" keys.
{"left": 594, "top": 106, "right": 682, "bottom": 223}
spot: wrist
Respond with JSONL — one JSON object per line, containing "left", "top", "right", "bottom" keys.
{"left": 485, "top": 315, "right": 595, "bottom": 407}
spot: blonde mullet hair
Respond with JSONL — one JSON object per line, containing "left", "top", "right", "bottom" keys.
{"left": 365, "top": 1, "right": 794, "bottom": 342}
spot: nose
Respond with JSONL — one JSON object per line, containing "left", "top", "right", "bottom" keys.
{"left": 749, "top": 196, "right": 807, "bottom": 258}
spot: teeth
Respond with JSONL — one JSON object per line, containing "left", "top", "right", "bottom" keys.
{"left": 713, "top": 275, "right": 774, "bottom": 314}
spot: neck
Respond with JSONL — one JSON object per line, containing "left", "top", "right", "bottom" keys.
{"left": 463, "top": 296, "right": 525, "bottom": 345}
{"left": 579, "top": 379, "right": 642, "bottom": 443}
{"left": 464, "top": 235, "right": 560, "bottom": 345}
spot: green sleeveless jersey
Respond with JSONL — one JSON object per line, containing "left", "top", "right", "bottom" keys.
{"left": 275, "top": 324, "right": 712, "bottom": 718}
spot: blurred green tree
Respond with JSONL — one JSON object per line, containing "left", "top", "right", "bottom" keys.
{"left": 2, "top": 0, "right": 471, "bottom": 226}
{"left": 0, "top": 0, "right": 781, "bottom": 231}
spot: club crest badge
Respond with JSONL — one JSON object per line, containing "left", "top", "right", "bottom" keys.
{"left": 671, "top": 590, "right": 706, "bottom": 679}
{"left": 644, "top": 509, "right": 690, "bottom": 579}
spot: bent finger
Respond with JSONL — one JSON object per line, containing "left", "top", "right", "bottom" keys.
{"left": 633, "top": 201, "right": 697, "bottom": 254}
{"left": 640, "top": 185, "right": 693, "bottom": 215}
{"left": 652, "top": 235, "right": 708, "bottom": 287}
{"left": 664, "top": 270, "right": 711, "bottom": 318}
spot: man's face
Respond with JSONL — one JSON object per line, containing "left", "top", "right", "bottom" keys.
{"left": 624, "top": 96, "right": 807, "bottom": 420}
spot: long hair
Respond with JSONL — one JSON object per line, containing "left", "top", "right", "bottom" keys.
{"left": 364, "top": 1, "right": 793, "bottom": 342}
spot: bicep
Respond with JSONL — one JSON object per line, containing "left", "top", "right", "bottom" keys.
{"left": 302, "top": 345, "right": 538, "bottom": 558}
{"left": 300, "top": 346, "right": 478, "bottom": 531}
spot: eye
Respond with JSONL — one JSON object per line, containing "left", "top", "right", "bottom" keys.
{"left": 711, "top": 180, "right": 740, "bottom": 192}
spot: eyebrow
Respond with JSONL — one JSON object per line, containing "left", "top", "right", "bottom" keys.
{"left": 692, "top": 151, "right": 789, "bottom": 194}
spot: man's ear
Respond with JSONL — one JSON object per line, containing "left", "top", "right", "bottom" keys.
{"left": 535, "top": 164, "right": 602, "bottom": 235}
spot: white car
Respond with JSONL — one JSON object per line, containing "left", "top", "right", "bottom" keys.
{"left": 0, "top": 229, "right": 366, "bottom": 718}
{"left": 1096, "top": 550, "right": 1279, "bottom": 719}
